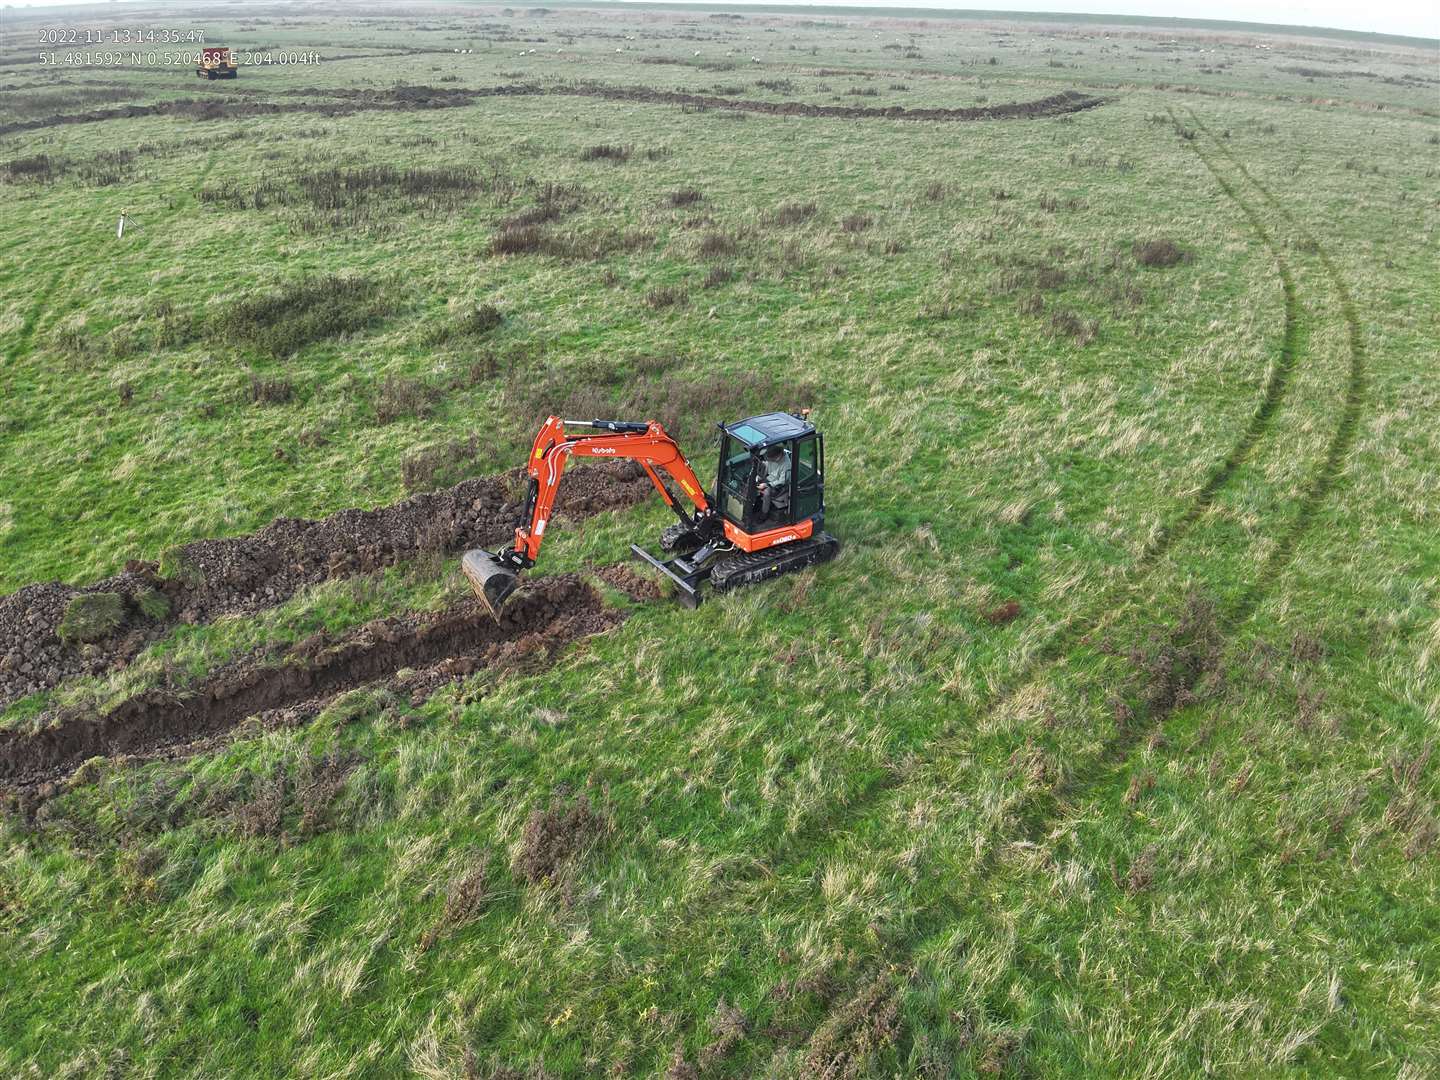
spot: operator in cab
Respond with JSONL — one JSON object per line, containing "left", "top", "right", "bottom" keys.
{"left": 758, "top": 444, "right": 790, "bottom": 520}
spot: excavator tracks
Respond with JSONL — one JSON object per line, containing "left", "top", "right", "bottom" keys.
{"left": 708, "top": 532, "right": 840, "bottom": 593}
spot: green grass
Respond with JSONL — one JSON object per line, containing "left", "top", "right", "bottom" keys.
{"left": 1, "top": 3, "right": 1437, "bottom": 1077}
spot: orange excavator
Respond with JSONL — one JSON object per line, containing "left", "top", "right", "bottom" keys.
{"left": 462, "top": 412, "right": 839, "bottom": 615}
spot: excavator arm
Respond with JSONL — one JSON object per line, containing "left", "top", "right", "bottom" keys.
{"left": 463, "top": 417, "right": 711, "bottom": 616}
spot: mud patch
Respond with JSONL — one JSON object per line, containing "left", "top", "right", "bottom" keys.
{"left": 594, "top": 564, "right": 665, "bottom": 603}
{"left": 0, "top": 575, "right": 623, "bottom": 789}
{"left": 0, "top": 461, "right": 651, "bottom": 709}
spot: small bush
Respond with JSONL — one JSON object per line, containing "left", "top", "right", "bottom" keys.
{"left": 2, "top": 154, "right": 63, "bottom": 183}
{"left": 491, "top": 224, "right": 543, "bottom": 255}
{"left": 1048, "top": 309, "right": 1100, "bottom": 346}
{"left": 698, "top": 230, "right": 738, "bottom": 258}
{"left": 248, "top": 376, "right": 295, "bottom": 405}
{"left": 455, "top": 303, "right": 502, "bottom": 337}
{"left": 666, "top": 187, "right": 704, "bottom": 208}
{"left": 580, "top": 143, "right": 631, "bottom": 163}
{"left": 840, "top": 213, "right": 873, "bottom": 233}
{"left": 769, "top": 201, "right": 818, "bottom": 227}
{"left": 645, "top": 285, "right": 689, "bottom": 309}
{"left": 401, "top": 435, "right": 482, "bottom": 493}
{"left": 1133, "top": 238, "right": 1190, "bottom": 268}
{"left": 513, "top": 796, "right": 608, "bottom": 884}
{"left": 216, "top": 275, "right": 392, "bottom": 358}
{"left": 420, "top": 855, "right": 492, "bottom": 950}
{"left": 58, "top": 593, "right": 125, "bottom": 644}
{"left": 375, "top": 374, "right": 441, "bottom": 423}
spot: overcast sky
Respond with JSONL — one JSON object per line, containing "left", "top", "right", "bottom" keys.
{"left": 1, "top": 2, "right": 1435, "bottom": 40}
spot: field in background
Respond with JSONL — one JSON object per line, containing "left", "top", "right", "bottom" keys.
{"left": 1, "top": 3, "right": 1437, "bottom": 1076}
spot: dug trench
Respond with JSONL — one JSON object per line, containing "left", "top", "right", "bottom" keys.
{"left": 0, "top": 83, "right": 1108, "bottom": 138}
{"left": 0, "top": 461, "right": 654, "bottom": 710}
{"left": 0, "top": 574, "right": 623, "bottom": 791}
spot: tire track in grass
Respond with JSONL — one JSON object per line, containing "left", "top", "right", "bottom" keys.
{"left": 740, "top": 106, "right": 1309, "bottom": 884}
{"left": 701, "top": 120, "right": 1367, "bottom": 1069}
{"left": 650, "top": 116, "right": 1324, "bottom": 1069}
{"left": 1184, "top": 109, "right": 1369, "bottom": 619}
{"left": 861, "top": 112, "right": 1371, "bottom": 1058}
{"left": 3, "top": 269, "right": 62, "bottom": 365}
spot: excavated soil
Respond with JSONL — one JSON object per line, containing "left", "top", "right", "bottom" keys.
{"left": 0, "top": 461, "right": 652, "bottom": 709}
{"left": 0, "top": 575, "right": 621, "bottom": 790}
{"left": 564, "top": 84, "right": 1106, "bottom": 121}
{"left": 1, "top": 82, "right": 1107, "bottom": 138}
{"left": 594, "top": 563, "right": 666, "bottom": 603}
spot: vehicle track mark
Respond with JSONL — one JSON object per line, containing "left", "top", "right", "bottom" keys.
{"left": 743, "top": 108, "right": 1310, "bottom": 879}
{"left": 1184, "top": 110, "right": 1368, "bottom": 617}
{"left": 3, "top": 269, "right": 62, "bottom": 365}
{"left": 861, "top": 112, "right": 1371, "bottom": 1038}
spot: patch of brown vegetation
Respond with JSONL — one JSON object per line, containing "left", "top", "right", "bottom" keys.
{"left": 421, "top": 853, "right": 493, "bottom": 950}
{"left": 512, "top": 794, "right": 609, "bottom": 885}
{"left": 800, "top": 967, "right": 905, "bottom": 1080}
{"left": 984, "top": 599, "right": 1022, "bottom": 625}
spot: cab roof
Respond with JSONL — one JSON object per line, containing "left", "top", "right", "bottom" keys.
{"left": 723, "top": 412, "right": 814, "bottom": 450}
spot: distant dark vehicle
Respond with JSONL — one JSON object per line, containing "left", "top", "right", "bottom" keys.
{"left": 197, "top": 46, "right": 239, "bottom": 79}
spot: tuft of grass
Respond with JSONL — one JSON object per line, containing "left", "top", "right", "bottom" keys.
{"left": 665, "top": 187, "right": 704, "bottom": 207}
{"left": 768, "top": 200, "right": 818, "bottom": 226}
{"left": 579, "top": 143, "right": 631, "bottom": 163}
{"left": 644, "top": 285, "right": 689, "bottom": 309}
{"left": 374, "top": 374, "right": 441, "bottom": 424}
{"left": 135, "top": 589, "right": 170, "bottom": 622}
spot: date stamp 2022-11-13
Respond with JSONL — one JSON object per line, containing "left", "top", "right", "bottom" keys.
{"left": 35, "top": 27, "right": 320, "bottom": 67}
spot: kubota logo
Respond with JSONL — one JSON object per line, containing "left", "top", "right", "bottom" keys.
{"left": 591, "top": 447, "right": 617, "bottom": 454}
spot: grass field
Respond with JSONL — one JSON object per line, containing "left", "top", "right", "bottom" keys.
{"left": 1, "top": 3, "right": 1437, "bottom": 1076}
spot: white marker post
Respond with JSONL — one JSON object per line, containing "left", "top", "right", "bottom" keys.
{"left": 117, "top": 210, "right": 127, "bottom": 239}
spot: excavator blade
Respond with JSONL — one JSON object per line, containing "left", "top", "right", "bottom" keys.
{"left": 462, "top": 549, "right": 521, "bottom": 620}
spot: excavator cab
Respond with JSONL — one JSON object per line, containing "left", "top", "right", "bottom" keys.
{"left": 716, "top": 413, "right": 825, "bottom": 536}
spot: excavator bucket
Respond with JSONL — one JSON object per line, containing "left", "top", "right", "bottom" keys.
{"left": 462, "top": 549, "right": 521, "bottom": 620}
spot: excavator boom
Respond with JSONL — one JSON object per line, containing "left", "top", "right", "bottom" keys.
{"left": 463, "top": 417, "right": 711, "bottom": 617}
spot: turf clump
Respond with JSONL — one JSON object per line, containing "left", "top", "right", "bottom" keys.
{"left": 56, "top": 593, "right": 125, "bottom": 644}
